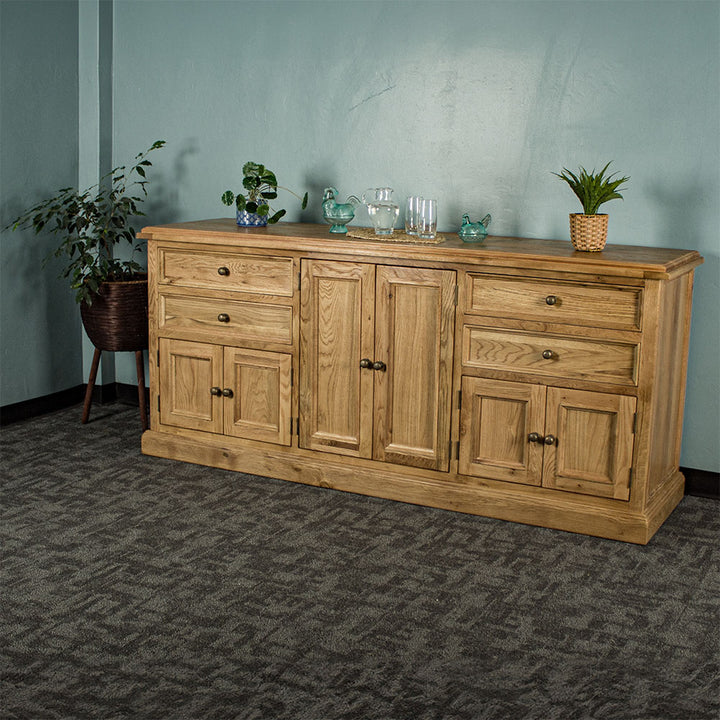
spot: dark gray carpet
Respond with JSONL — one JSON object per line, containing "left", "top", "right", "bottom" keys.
{"left": 1, "top": 402, "right": 718, "bottom": 720}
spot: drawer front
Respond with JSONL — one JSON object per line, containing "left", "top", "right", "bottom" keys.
{"left": 466, "top": 274, "right": 641, "bottom": 330}
{"left": 463, "top": 326, "right": 638, "bottom": 385}
{"left": 159, "top": 249, "right": 294, "bottom": 296}
{"left": 159, "top": 293, "right": 293, "bottom": 345}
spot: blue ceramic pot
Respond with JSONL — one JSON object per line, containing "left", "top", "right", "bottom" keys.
{"left": 236, "top": 208, "right": 269, "bottom": 227}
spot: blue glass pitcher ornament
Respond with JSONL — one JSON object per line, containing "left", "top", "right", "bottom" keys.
{"left": 459, "top": 213, "right": 492, "bottom": 242}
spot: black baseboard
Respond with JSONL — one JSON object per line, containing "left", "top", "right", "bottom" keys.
{"left": 1, "top": 389, "right": 717, "bottom": 499}
{"left": 681, "top": 467, "right": 720, "bottom": 499}
{"left": 0, "top": 383, "right": 147, "bottom": 426}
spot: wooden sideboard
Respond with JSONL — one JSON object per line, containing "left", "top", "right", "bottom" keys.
{"left": 139, "top": 220, "right": 703, "bottom": 543}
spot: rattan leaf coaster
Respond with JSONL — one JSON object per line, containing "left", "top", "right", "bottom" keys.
{"left": 346, "top": 227, "right": 446, "bottom": 244}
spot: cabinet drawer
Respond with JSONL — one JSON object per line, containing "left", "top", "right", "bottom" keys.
{"left": 159, "top": 293, "right": 293, "bottom": 345}
{"left": 465, "top": 274, "right": 642, "bottom": 330}
{"left": 159, "top": 248, "right": 294, "bottom": 296}
{"left": 462, "top": 326, "right": 638, "bottom": 385}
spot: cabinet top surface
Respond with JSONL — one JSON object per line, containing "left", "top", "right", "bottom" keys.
{"left": 139, "top": 219, "right": 703, "bottom": 279}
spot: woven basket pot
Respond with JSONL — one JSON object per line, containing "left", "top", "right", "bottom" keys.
{"left": 80, "top": 275, "right": 148, "bottom": 352}
{"left": 569, "top": 213, "right": 608, "bottom": 252}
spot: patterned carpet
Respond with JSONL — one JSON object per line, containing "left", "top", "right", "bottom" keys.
{"left": 1, "top": 402, "right": 718, "bottom": 720}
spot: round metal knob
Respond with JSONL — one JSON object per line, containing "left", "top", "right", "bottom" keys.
{"left": 222, "top": 388, "right": 234, "bottom": 398}
{"left": 359, "top": 358, "right": 372, "bottom": 369}
{"left": 218, "top": 266, "right": 230, "bottom": 276}
{"left": 544, "top": 434, "right": 556, "bottom": 446}
{"left": 545, "top": 295, "right": 557, "bottom": 306}
{"left": 542, "top": 349, "right": 554, "bottom": 360}
{"left": 372, "top": 360, "right": 387, "bottom": 372}
{"left": 210, "top": 386, "right": 222, "bottom": 396}
{"left": 217, "top": 313, "right": 230, "bottom": 323}
{"left": 528, "top": 432, "right": 541, "bottom": 443}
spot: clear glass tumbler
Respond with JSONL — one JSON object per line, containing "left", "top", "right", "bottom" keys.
{"left": 405, "top": 196, "right": 423, "bottom": 235}
{"left": 417, "top": 198, "right": 437, "bottom": 239}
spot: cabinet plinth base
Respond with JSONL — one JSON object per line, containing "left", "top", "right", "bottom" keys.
{"left": 141, "top": 429, "right": 685, "bottom": 544}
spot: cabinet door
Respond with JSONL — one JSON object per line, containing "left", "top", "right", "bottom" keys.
{"left": 223, "top": 348, "right": 292, "bottom": 445}
{"left": 299, "top": 259, "right": 375, "bottom": 457}
{"left": 374, "top": 266, "right": 456, "bottom": 471}
{"left": 542, "top": 388, "right": 636, "bottom": 500}
{"left": 458, "top": 377, "right": 545, "bottom": 485}
{"left": 159, "top": 338, "right": 223, "bottom": 433}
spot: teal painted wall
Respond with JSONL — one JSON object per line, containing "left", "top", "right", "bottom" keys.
{"left": 112, "top": 0, "right": 719, "bottom": 472}
{"left": 1, "top": 0, "right": 717, "bottom": 473}
{"left": 0, "top": 0, "right": 82, "bottom": 406}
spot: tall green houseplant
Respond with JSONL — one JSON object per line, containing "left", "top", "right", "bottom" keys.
{"left": 9, "top": 140, "right": 166, "bottom": 304}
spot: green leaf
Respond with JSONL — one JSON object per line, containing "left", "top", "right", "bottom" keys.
{"left": 246, "top": 201, "right": 259, "bottom": 213}
{"left": 235, "top": 195, "right": 246, "bottom": 211}
{"left": 221, "top": 190, "right": 235, "bottom": 206}
{"left": 301, "top": 192, "right": 308, "bottom": 210}
{"left": 256, "top": 203, "right": 270, "bottom": 216}
{"left": 268, "top": 209, "right": 286, "bottom": 224}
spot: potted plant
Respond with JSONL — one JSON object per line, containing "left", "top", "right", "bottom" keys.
{"left": 221, "top": 161, "right": 308, "bottom": 226}
{"left": 7, "top": 140, "right": 165, "bottom": 427}
{"left": 553, "top": 162, "right": 629, "bottom": 251}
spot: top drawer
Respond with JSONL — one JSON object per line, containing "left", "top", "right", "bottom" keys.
{"left": 465, "top": 274, "right": 642, "bottom": 331}
{"left": 158, "top": 248, "right": 295, "bottom": 297}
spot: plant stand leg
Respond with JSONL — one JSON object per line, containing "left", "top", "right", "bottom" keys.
{"left": 82, "top": 347, "right": 102, "bottom": 424}
{"left": 136, "top": 350, "right": 148, "bottom": 431}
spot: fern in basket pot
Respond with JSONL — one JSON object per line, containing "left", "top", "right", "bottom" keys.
{"left": 554, "top": 162, "right": 629, "bottom": 251}
{"left": 7, "top": 140, "right": 166, "bottom": 351}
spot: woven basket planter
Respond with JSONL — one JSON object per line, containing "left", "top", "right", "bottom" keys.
{"left": 80, "top": 275, "right": 148, "bottom": 352}
{"left": 569, "top": 213, "right": 608, "bottom": 252}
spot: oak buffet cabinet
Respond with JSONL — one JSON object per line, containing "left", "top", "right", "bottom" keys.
{"left": 139, "top": 220, "right": 703, "bottom": 544}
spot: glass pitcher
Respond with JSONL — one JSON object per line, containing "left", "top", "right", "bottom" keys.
{"left": 362, "top": 187, "right": 399, "bottom": 236}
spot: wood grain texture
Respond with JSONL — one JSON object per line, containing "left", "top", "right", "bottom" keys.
{"left": 462, "top": 326, "right": 639, "bottom": 386}
{"left": 373, "top": 266, "right": 456, "bottom": 470}
{"left": 466, "top": 274, "right": 642, "bottom": 330}
{"left": 143, "top": 221, "right": 702, "bottom": 543}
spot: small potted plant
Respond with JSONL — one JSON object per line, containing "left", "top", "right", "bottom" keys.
{"left": 221, "top": 161, "right": 308, "bottom": 226}
{"left": 553, "top": 162, "right": 629, "bottom": 251}
{"left": 7, "top": 140, "right": 166, "bottom": 340}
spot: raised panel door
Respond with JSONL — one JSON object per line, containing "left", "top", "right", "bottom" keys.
{"left": 159, "top": 338, "right": 223, "bottom": 433}
{"left": 299, "top": 259, "right": 375, "bottom": 457}
{"left": 374, "top": 266, "right": 456, "bottom": 471}
{"left": 458, "top": 377, "right": 545, "bottom": 485}
{"left": 542, "top": 387, "right": 636, "bottom": 500}
{"left": 223, "top": 348, "right": 292, "bottom": 445}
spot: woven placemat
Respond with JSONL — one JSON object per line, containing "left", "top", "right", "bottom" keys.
{"left": 346, "top": 227, "right": 447, "bottom": 244}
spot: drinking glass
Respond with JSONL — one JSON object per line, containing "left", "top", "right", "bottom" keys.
{"left": 417, "top": 198, "right": 437, "bottom": 239}
{"left": 405, "top": 196, "right": 422, "bottom": 235}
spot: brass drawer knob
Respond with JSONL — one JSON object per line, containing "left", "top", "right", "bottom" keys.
{"left": 372, "top": 360, "right": 387, "bottom": 372}
{"left": 544, "top": 434, "right": 556, "bottom": 446}
{"left": 218, "top": 266, "right": 230, "bottom": 276}
{"left": 210, "top": 386, "right": 222, "bottom": 396}
{"left": 528, "top": 432, "right": 541, "bottom": 443}
{"left": 359, "top": 358, "right": 372, "bottom": 369}
{"left": 217, "top": 313, "right": 230, "bottom": 323}
{"left": 545, "top": 295, "right": 557, "bottom": 306}
{"left": 222, "top": 388, "right": 234, "bottom": 398}
{"left": 542, "top": 349, "right": 554, "bottom": 360}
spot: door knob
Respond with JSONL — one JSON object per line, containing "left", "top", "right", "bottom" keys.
{"left": 222, "top": 388, "right": 234, "bottom": 398}
{"left": 210, "top": 386, "right": 222, "bottom": 396}
{"left": 360, "top": 358, "right": 372, "bottom": 369}
{"left": 528, "top": 432, "right": 542, "bottom": 443}
{"left": 543, "top": 434, "right": 556, "bottom": 446}
{"left": 372, "top": 360, "right": 387, "bottom": 372}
